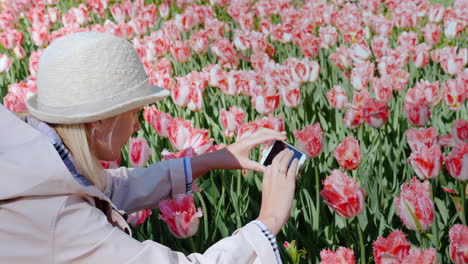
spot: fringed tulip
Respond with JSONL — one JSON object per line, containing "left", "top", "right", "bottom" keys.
{"left": 405, "top": 127, "right": 437, "bottom": 152}
{"left": 453, "top": 119, "right": 468, "bottom": 143}
{"left": 373, "top": 230, "right": 411, "bottom": 264}
{"left": 127, "top": 209, "right": 152, "bottom": 227}
{"left": 394, "top": 178, "right": 434, "bottom": 233}
{"left": 402, "top": 248, "right": 438, "bottom": 264}
{"left": 326, "top": 85, "right": 349, "bottom": 110}
{"left": 445, "top": 143, "right": 468, "bottom": 181}
{"left": 408, "top": 145, "right": 443, "bottom": 180}
{"left": 334, "top": 136, "right": 361, "bottom": 170}
{"left": 449, "top": 224, "right": 468, "bottom": 264}
{"left": 129, "top": 137, "right": 151, "bottom": 168}
{"left": 320, "top": 247, "right": 355, "bottom": 264}
{"left": 219, "top": 106, "right": 245, "bottom": 139}
{"left": 159, "top": 194, "right": 203, "bottom": 239}
{"left": 320, "top": 170, "right": 366, "bottom": 218}
{"left": 294, "top": 123, "right": 324, "bottom": 158}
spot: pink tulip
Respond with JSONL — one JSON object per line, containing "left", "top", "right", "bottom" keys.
{"left": 127, "top": 209, "right": 152, "bottom": 228}
{"left": 237, "top": 114, "right": 284, "bottom": 140}
{"left": 393, "top": 2, "right": 419, "bottom": 28}
{"left": 129, "top": 17, "right": 149, "bottom": 36}
{"left": 167, "top": 118, "right": 214, "bottom": 155}
{"left": 47, "top": 7, "right": 59, "bottom": 24}
{"left": 13, "top": 46, "right": 26, "bottom": 59}
{"left": 159, "top": 194, "right": 203, "bottom": 239}
{"left": 403, "top": 101, "right": 431, "bottom": 127}
{"left": 428, "top": 4, "right": 445, "bottom": 23}
{"left": 329, "top": 45, "right": 352, "bottom": 70}
{"left": 349, "top": 39, "right": 372, "bottom": 63}
{"left": 320, "top": 170, "right": 366, "bottom": 218}
{"left": 334, "top": 136, "right": 361, "bottom": 170}
{"left": 29, "top": 24, "right": 49, "bottom": 47}
{"left": 161, "top": 147, "right": 197, "bottom": 161}
{"left": 374, "top": 15, "right": 393, "bottom": 37}
{"left": 129, "top": 137, "right": 151, "bottom": 168}
{"left": 99, "top": 158, "right": 121, "bottom": 169}
{"left": 159, "top": 3, "right": 170, "bottom": 19}
{"left": 251, "top": 85, "right": 280, "bottom": 115}
{"left": 440, "top": 51, "right": 464, "bottom": 75}
{"left": 449, "top": 224, "right": 468, "bottom": 264}
{"left": 294, "top": 123, "right": 324, "bottom": 158}
{"left": 405, "top": 127, "right": 438, "bottom": 152}
{"left": 326, "top": 85, "right": 349, "bottom": 110}
{"left": 320, "top": 247, "right": 355, "bottom": 264}
{"left": 402, "top": 248, "right": 438, "bottom": 264}
{"left": 408, "top": 145, "right": 443, "bottom": 180}
{"left": 0, "top": 28, "right": 23, "bottom": 50}
{"left": 279, "top": 83, "right": 301, "bottom": 108}
{"left": 3, "top": 79, "right": 36, "bottom": 113}
{"left": 445, "top": 143, "right": 468, "bottom": 181}
{"left": 284, "top": 57, "right": 314, "bottom": 85}
{"left": 143, "top": 105, "right": 173, "bottom": 138}
{"left": 373, "top": 230, "right": 411, "bottom": 264}
{"left": 85, "top": 0, "right": 108, "bottom": 16}
{"left": 442, "top": 79, "right": 465, "bottom": 111}
{"left": 397, "top": 31, "right": 418, "bottom": 51}
{"left": 190, "top": 30, "right": 210, "bottom": 55}
{"left": 0, "top": 54, "right": 11, "bottom": 73}
{"left": 110, "top": 3, "right": 126, "bottom": 23}
{"left": 219, "top": 106, "right": 245, "bottom": 139}
{"left": 211, "top": 37, "right": 239, "bottom": 69}
{"left": 319, "top": 25, "right": 338, "bottom": 49}
{"left": 423, "top": 24, "right": 441, "bottom": 46}
{"left": 412, "top": 44, "right": 431, "bottom": 69}
{"left": 453, "top": 119, "right": 468, "bottom": 143}
{"left": 170, "top": 40, "right": 191, "bottom": 63}
{"left": 344, "top": 108, "right": 365, "bottom": 129}
{"left": 395, "top": 178, "right": 434, "bottom": 233}
{"left": 371, "top": 36, "right": 389, "bottom": 58}
{"left": 372, "top": 76, "right": 393, "bottom": 102}
{"left": 362, "top": 98, "right": 389, "bottom": 129}
{"left": 351, "top": 61, "right": 374, "bottom": 91}
{"left": 390, "top": 69, "right": 410, "bottom": 91}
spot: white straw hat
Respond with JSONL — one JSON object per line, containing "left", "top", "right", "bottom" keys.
{"left": 26, "top": 31, "right": 170, "bottom": 124}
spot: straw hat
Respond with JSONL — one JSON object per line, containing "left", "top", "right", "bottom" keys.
{"left": 26, "top": 31, "right": 170, "bottom": 124}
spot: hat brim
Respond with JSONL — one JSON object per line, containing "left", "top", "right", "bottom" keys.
{"left": 26, "top": 85, "right": 170, "bottom": 124}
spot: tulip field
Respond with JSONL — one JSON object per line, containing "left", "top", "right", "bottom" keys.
{"left": 1, "top": 0, "right": 468, "bottom": 263}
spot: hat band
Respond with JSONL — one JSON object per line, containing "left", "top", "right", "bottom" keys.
{"left": 34, "top": 79, "right": 153, "bottom": 116}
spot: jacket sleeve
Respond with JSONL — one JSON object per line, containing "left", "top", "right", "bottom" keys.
{"left": 52, "top": 195, "right": 278, "bottom": 264}
{"left": 106, "top": 158, "right": 190, "bottom": 213}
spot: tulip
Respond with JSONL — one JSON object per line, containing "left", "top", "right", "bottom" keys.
{"left": 397, "top": 31, "right": 418, "bottom": 51}
{"left": 371, "top": 36, "right": 389, "bottom": 58}
{"left": 0, "top": 54, "right": 11, "bottom": 73}
{"left": 408, "top": 145, "right": 443, "bottom": 180}
{"left": 237, "top": 114, "right": 284, "bottom": 140}
{"left": 294, "top": 123, "right": 324, "bottom": 158}
{"left": 284, "top": 240, "right": 307, "bottom": 264}
{"left": 329, "top": 45, "right": 352, "bottom": 70}
{"left": 428, "top": 4, "right": 445, "bottom": 23}
{"left": 362, "top": 98, "right": 389, "bottom": 129}
{"left": 405, "top": 127, "right": 437, "bottom": 152}
{"left": 99, "top": 158, "right": 121, "bottom": 169}
{"left": 373, "top": 230, "right": 411, "bottom": 264}
{"left": 442, "top": 79, "right": 465, "bottom": 111}
{"left": 170, "top": 40, "right": 191, "bottom": 63}
{"left": 349, "top": 39, "right": 372, "bottom": 63}
{"left": 320, "top": 170, "right": 366, "bottom": 218}
{"left": 319, "top": 25, "right": 338, "bottom": 49}
{"left": 395, "top": 178, "right": 435, "bottom": 233}
{"left": 161, "top": 147, "right": 197, "bottom": 161}
{"left": 219, "top": 106, "right": 245, "bottom": 139}
{"left": 453, "top": 119, "right": 468, "bottom": 143}
{"left": 13, "top": 46, "right": 26, "bottom": 59}
{"left": 412, "top": 44, "right": 431, "bottom": 69}
{"left": 351, "top": 61, "right": 374, "bottom": 91}
{"left": 334, "top": 136, "right": 361, "bottom": 170}
{"left": 403, "top": 101, "right": 431, "bottom": 127}
{"left": 326, "top": 85, "right": 349, "bottom": 110}
{"left": 423, "top": 24, "right": 441, "bottom": 46}
{"left": 402, "top": 248, "right": 438, "bottom": 264}
{"left": 190, "top": 30, "right": 210, "bottom": 54}
{"left": 445, "top": 143, "right": 468, "bottom": 181}
{"left": 372, "top": 76, "right": 393, "bottom": 102}
{"left": 143, "top": 105, "right": 173, "bottom": 138}
{"left": 159, "top": 194, "right": 203, "bottom": 239}
{"left": 129, "top": 137, "right": 152, "bottom": 168}
{"left": 344, "top": 108, "right": 365, "bottom": 129}
{"left": 449, "top": 224, "right": 468, "bottom": 264}
{"left": 279, "top": 83, "right": 301, "bottom": 108}
{"left": 320, "top": 247, "right": 355, "bottom": 264}
{"left": 127, "top": 209, "right": 152, "bottom": 228}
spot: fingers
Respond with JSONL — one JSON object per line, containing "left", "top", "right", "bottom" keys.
{"left": 271, "top": 149, "right": 294, "bottom": 177}
{"left": 247, "top": 128, "right": 286, "bottom": 147}
{"left": 246, "top": 160, "right": 266, "bottom": 173}
{"left": 287, "top": 158, "right": 299, "bottom": 180}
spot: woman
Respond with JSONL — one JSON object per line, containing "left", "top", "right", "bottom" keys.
{"left": 0, "top": 32, "right": 299, "bottom": 263}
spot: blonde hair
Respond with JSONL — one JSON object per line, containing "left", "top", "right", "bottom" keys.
{"left": 52, "top": 123, "right": 108, "bottom": 192}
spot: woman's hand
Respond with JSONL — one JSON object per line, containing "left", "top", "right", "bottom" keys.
{"left": 257, "top": 149, "right": 299, "bottom": 236}
{"left": 225, "top": 128, "right": 286, "bottom": 172}
{"left": 190, "top": 128, "right": 285, "bottom": 181}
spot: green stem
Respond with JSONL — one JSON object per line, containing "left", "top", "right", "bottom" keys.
{"left": 188, "top": 237, "right": 197, "bottom": 253}
{"left": 461, "top": 181, "right": 467, "bottom": 226}
{"left": 357, "top": 218, "right": 366, "bottom": 264}
{"left": 314, "top": 162, "right": 320, "bottom": 230}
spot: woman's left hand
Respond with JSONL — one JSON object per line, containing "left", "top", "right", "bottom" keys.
{"left": 225, "top": 128, "right": 286, "bottom": 172}
{"left": 190, "top": 128, "right": 286, "bottom": 180}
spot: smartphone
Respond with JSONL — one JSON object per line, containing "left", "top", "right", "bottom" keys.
{"left": 260, "top": 141, "right": 307, "bottom": 173}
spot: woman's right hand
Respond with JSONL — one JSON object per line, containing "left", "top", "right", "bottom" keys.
{"left": 257, "top": 149, "right": 299, "bottom": 236}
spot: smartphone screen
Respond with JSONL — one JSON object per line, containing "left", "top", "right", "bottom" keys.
{"left": 262, "top": 141, "right": 305, "bottom": 167}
